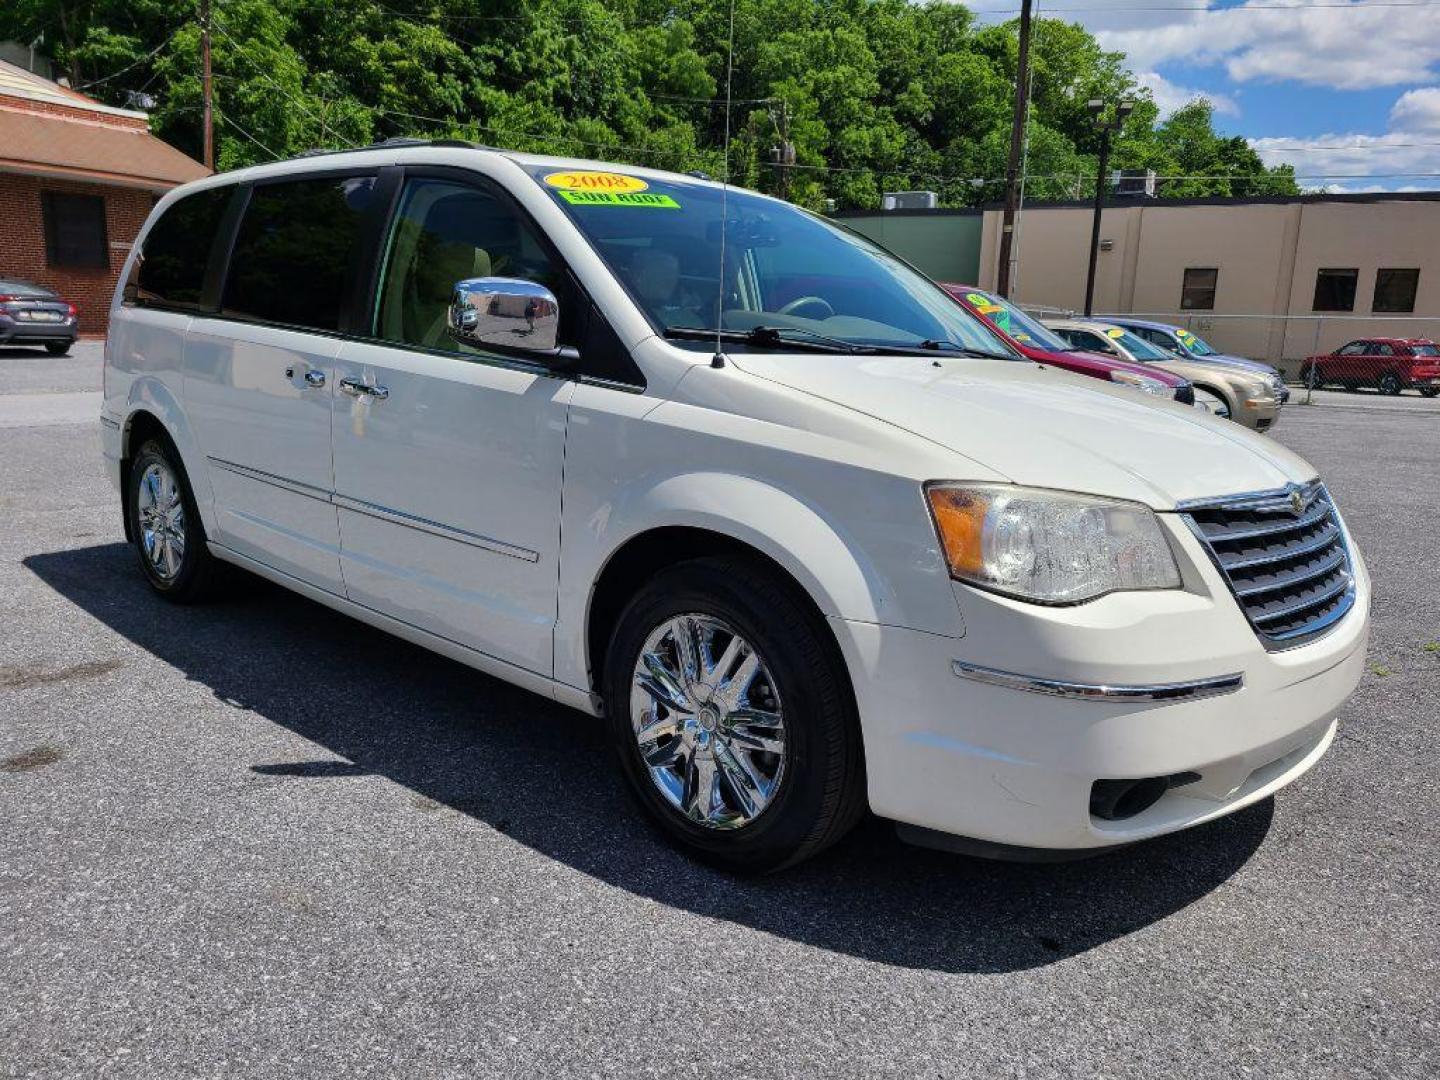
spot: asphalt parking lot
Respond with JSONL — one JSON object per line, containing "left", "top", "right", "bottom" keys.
{"left": 2, "top": 342, "right": 1437, "bottom": 1079}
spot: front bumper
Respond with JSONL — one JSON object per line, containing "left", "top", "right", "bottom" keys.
{"left": 1235, "top": 394, "right": 1281, "bottom": 432}
{"left": 834, "top": 512, "right": 1369, "bottom": 851}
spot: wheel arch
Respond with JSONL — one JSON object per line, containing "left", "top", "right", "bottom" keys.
{"left": 117, "top": 378, "right": 216, "bottom": 538}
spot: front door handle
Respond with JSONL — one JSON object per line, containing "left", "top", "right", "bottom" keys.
{"left": 339, "top": 377, "right": 389, "bottom": 401}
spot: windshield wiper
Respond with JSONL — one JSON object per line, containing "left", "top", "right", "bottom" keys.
{"left": 664, "top": 325, "right": 866, "bottom": 353}
{"left": 914, "top": 339, "right": 1016, "bottom": 361}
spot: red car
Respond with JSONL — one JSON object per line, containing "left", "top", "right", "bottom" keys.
{"left": 942, "top": 285, "right": 1193, "bottom": 405}
{"left": 1301, "top": 337, "right": 1440, "bottom": 397}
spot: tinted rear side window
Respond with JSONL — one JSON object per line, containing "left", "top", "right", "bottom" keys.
{"left": 223, "top": 175, "right": 377, "bottom": 332}
{"left": 135, "top": 187, "right": 232, "bottom": 309}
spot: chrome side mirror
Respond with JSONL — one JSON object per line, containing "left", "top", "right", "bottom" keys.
{"left": 448, "top": 277, "right": 561, "bottom": 356}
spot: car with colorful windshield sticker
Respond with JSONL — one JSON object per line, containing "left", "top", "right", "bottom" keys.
{"left": 943, "top": 285, "right": 1192, "bottom": 405}
{"left": 1104, "top": 317, "right": 1290, "bottom": 403}
{"left": 101, "top": 142, "right": 1368, "bottom": 871}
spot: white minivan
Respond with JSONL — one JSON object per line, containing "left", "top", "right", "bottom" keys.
{"left": 102, "top": 142, "right": 1369, "bottom": 871}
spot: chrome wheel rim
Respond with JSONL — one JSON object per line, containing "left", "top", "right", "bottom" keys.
{"left": 135, "top": 461, "right": 186, "bottom": 581}
{"left": 630, "top": 614, "right": 787, "bottom": 830}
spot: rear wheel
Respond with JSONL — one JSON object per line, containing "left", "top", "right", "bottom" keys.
{"left": 44, "top": 342, "right": 70, "bottom": 356}
{"left": 1420, "top": 387, "right": 1439, "bottom": 398}
{"left": 124, "top": 439, "right": 225, "bottom": 602}
{"left": 1378, "top": 371, "right": 1403, "bottom": 396}
{"left": 603, "top": 557, "right": 865, "bottom": 873}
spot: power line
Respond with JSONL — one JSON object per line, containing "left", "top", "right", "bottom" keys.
{"left": 76, "top": 32, "right": 178, "bottom": 91}
{"left": 215, "top": 110, "right": 281, "bottom": 160}
{"left": 208, "top": 9, "right": 339, "bottom": 145}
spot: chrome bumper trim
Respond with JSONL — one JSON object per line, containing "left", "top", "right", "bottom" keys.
{"left": 951, "top": 661, "right": 1244, "bottom": 703}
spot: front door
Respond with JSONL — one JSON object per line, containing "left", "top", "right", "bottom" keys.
{"left": 329, "top": 174, "right": 574, "bottom": 675}
{"left": 185, "top": 173, "right": 380, "bottom": 594}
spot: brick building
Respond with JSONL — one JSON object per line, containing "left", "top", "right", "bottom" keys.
{"left": 0, "top": 59, "right": 208, "bottom": 334}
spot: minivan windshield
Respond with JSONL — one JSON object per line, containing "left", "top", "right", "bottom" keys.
{"left": 527, "top": 165, "right": 1017, "bottom": 358}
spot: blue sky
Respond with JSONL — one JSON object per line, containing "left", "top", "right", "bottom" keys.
{"left": 964, "top": 0, "right": 1440, "bottom": 191}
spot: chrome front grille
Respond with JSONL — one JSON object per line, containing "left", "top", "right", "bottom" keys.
{"left": 1181, "top": 481, "right": 1355, "bottom": 649}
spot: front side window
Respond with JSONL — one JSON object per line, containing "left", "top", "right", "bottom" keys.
{"left": 1180, "top": 268, "right": 1217, "bottom": 311}
{"left": 132, "top": 186, "right": 232, "bottom": 309}
{"left": 1373, "top": 268, "right": 1418, "bottom": 313}
{"left": 527, "top": 166, "right": 1013, "bottom": 357}
{"left": 223, "top": 175, "right": 377, "bottom": 332}
{"left": 1313, "top": 268, "right": 1358, "bottom": 312}
{"left": 374, "top": 178, "right": 564, "bottom": 353}
{"left": 42, "top": 192, "right": 108, "bottom": 269}
{"left": 1373, "top": 342, "right": 1394, "bottom": 356}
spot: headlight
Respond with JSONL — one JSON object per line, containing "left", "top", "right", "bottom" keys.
{"left": 925, "top": 484, "right": 1181, "bottom": 604}
{"left": 1108, "top": 369, "right": 1171, "bottom": 396}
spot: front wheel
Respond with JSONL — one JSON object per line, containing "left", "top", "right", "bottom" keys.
{"left": 603, "top": 557, "right": 865, "bottom": 873}
{"left": 125, "top": 439, "right": 225, "bottom": 602}
{"left": 1420, "top": 387, "right": 1439, "bottom": 398}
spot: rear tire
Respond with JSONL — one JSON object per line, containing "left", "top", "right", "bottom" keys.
{"left": 1420, "top": 387, "right": 1439, "bottom": 398}
{"left": 1378, "top": 371, "right": 1403, "bottom": 396}
{"left": 124, "top": 439, "right": 225, "bottom": 602}
{"left": 603, "top": 556, "right": 866, "bottom": 873}
{"left": 44, "top": 342, "right": 70, "bottom": 356}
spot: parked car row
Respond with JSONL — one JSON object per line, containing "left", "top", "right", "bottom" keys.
{"left": 102, "top": 145, "right": 1367, "bottom": 871}
{"left": 0, "top": 278, "right": 78, "bottom": 354}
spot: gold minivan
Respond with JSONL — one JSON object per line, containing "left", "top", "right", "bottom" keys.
{"left": 1044, "top": 317, "right": 1283, "bottom": 433}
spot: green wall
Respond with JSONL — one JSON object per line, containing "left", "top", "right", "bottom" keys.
{"left": 835, "top": 212, "right": 982, "bottom": 286}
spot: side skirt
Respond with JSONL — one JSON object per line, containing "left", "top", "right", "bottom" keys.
{"left": 208, "top": 542, "right": 604, "bottom": 718}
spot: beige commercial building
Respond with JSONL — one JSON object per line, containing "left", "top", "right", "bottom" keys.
{"left": 975, "top": 193, "right": 1440, "bottom": 369}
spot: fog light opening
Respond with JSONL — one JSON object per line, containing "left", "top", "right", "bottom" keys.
{"left": 1090, "top": 776, "right": 1170, "bottom": 821}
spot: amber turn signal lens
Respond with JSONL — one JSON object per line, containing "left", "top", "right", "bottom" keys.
{"left": 927, "top": 487, "right": 988, "bottom": 577}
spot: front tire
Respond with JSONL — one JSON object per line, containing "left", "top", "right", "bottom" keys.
{"left": 603, "top": 557, "right": 865, "bottom": 873}
{"left": 125, "top": 439, "right": 224, "bottom": 602}
{"left": 1420, "top": 387, "right": 1439, "bottom": 398}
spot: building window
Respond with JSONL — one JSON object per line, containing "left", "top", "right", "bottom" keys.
{"left": 1312, "top": 268, "right": 1358, "bottom": 312}
{"left": 1373, "top": 268, "right": 1419, "bottom": 313}
{"left": 42, "top": 192, "right": 109, "bottom": 269}
{"left": 1180, "top": 267, "right": 1217, "bottom": 310}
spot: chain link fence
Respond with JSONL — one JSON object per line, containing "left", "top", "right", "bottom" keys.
{"left": 1122, "top": 313, "right": 1440, "bottom": 405}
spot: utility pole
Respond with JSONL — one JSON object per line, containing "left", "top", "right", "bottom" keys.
{"left": 1082, "top": 97, "right": 1134, "bottom": 317}
{"left": 771, "top": 100, "right": 795, "bottom": 203}
{"left": 995, "top": 0, "right": 1034, "bottom": 298}
{"left": 201, "top": 0, "right": 214, "bottom": 170}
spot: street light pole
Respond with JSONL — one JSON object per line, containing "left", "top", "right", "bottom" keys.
{"left": 1082, "top": 97, "right": 1133, "bottom": 317}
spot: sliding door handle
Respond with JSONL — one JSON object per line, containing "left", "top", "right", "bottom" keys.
{"left": 339, "top": 377, "right": 389, "bottom": 400}
{"left": 304, "top": 370, "right": 326, "bottom": 388}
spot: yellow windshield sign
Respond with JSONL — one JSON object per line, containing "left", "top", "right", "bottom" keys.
{"left": 1106, "top": 327, "right": 1126, "bottom": 338}
{"left": 545, "top": 171, "right": 649, "bottom": 194}
{"left": 558, "top": 190, "right": 680, "bottom": 209}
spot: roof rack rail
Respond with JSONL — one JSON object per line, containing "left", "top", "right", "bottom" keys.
{"left": 282, "top": 137, "right": 500, "bottom": 162}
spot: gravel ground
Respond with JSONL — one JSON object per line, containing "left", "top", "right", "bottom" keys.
{"left": 2, "top": 342, "right": 1436, "bottom": 1079}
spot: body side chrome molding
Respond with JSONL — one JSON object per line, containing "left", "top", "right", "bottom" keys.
{"left": 952, "top": 661, "right": 1244, "bottom": 703}
{"left": 208, "top": 456, "right": 331, "bottom": 501}
{"left": 332, "top": 493, "right": 539, "bottom": 563}
{"left": 208, "top": 457, "right": 539, "bottom": 562}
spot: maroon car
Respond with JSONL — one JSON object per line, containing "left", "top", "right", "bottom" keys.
{"left": 1301, "top": 337, "right": 1440, "bottom": 397}
{"left": 943, "top": 285, "right": 1193, "bottom": 405}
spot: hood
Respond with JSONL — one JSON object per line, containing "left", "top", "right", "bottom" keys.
{"left": 1190, "top": 353, "right": 1280, "bottom": 378}
{"left": 730, "top": 351, "right": 1315, "bottom": 508}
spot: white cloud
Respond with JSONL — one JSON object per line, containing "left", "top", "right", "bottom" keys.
{"left": 962, "top": 1, "right": 1440, "bottom": 92}
{"left": 1390, "top": 87, "right": 1440, "bottom": 132}
{"left": 1134, "top": 70, "right": 1239, "bottom": 118}
{"left": 1250, "top": 88, "right": 1440, "bottom": 190}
